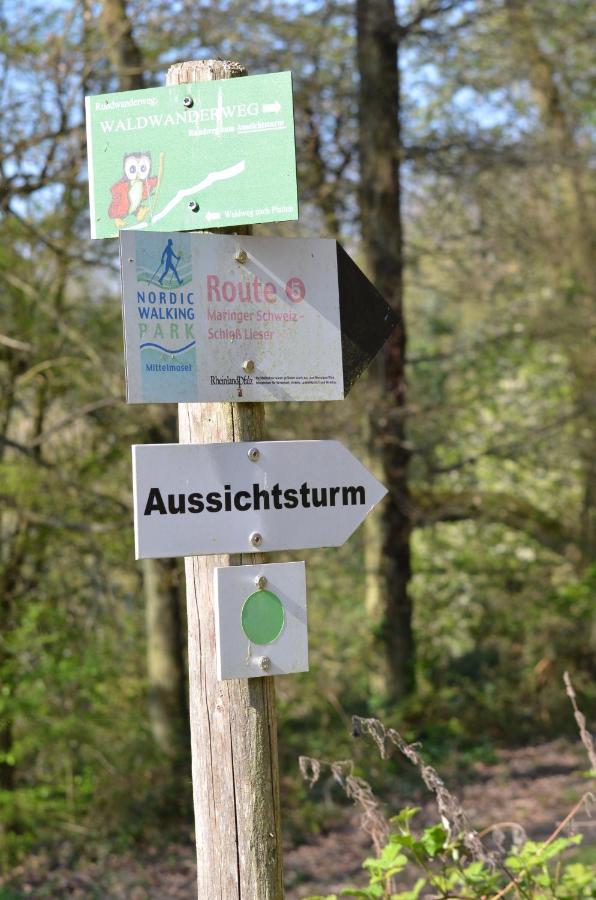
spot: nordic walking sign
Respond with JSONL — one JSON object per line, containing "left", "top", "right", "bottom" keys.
{"left": 119, "top": 231, "right": 398, "bottom": 403}
{"left": 85, "top": 71, "right": 297, "bottom": 239}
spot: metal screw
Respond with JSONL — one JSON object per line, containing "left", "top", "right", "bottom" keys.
{"left": 235, "top": 248, "right": 248, "bottom": 264}
{"left": 188, "top": 200, "right": 199, "bottom": 212}
{"left": 183, "top": 96, "right": 194, "bottom": 108}
{"left": 255, "top": 575, "right": 267, "bottom": 589}
{"left": 258, "top": 656, "right": 271, "bottom": 672}
{"left": 243, "top": 359, "right": 255, "bottom": 373}
{"left": 247, "top": 447, "right": 260, "bottom": 462}
{"left": 249, "top": 532, "right": 263, "bottom": 547}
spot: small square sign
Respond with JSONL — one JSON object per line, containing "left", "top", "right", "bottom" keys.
{"left": 214, "top": 561, "right": 308, "bottom": 680}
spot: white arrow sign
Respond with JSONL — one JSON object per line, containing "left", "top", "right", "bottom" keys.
{"left": 262, "top": 101, "right": 281, "bottom": 113}
{"left": 132, "top": 440, "right": 387, "bottom": 559}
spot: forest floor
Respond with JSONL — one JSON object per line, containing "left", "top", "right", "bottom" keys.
{"left": 1, "top": 738, "right": 594, "bottom": 898}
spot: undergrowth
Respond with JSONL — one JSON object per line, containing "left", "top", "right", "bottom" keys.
{"left": 301, "top": 674, "right": 595, "bottom": 899}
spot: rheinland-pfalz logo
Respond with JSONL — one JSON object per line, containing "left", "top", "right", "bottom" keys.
{"left": 131, "top": 232, "right": 198, "bottom": 402}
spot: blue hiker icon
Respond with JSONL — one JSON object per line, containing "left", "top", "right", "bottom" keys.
{"left": 158, "top": 239, "right": 182, "bottom": 285}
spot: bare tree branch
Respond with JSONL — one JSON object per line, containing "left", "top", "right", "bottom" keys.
{"left": 27, "top": 398, "right": 119, "bottom": 448}
{"left": 413, "top": 487, "right": 577, "bottom": 558}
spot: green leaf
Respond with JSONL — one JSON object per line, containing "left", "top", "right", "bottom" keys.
{"left": 506, "top": 835, "right": 583, "bottom": 872}
{"left": 558, "top": 862, "right": 596, "bottom": 897}
{"left": 364, "top": 842, "right": 408, "bottom": 873}
{"left": 304, "top": 895, "right": 338, "bottom": 900}
{"left": 420, "top": 824, "right": 448, "bottom": 858}
{"left": 461, "top": 860, "right": 493, "bottom": 885}
{"left": 391, "top": 877, "right": 427, "bottom": 899}
{"left": 390, "top": 807, "right": 421, "bottom": 833}
{"left": 339, "top": 887, "right": 384, "bottom": 899}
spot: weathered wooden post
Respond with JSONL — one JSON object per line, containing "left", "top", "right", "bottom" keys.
{"left": 166, "top": 60, "right": 284, "bottom": 899}
{"left": 86, "top": 55, "right": 395, "bottom": 900}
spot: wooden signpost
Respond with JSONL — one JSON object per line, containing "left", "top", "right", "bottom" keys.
{"left": 85, "top": 56, "right": 395, "bottom": 900}
{"left": 167, "top": 60, "right": 283, "bottom": 900}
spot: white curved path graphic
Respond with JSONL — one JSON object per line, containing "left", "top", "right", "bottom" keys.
{"left": 130, "top": 160, "right": 246, "bottom": 229}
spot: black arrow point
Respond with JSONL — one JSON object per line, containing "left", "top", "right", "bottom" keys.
{"left": 337, "top": 242, "right": 399, "bottom": 395}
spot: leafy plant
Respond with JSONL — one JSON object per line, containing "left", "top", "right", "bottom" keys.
{"left": 302, "top": 695, "right": 595, "bottom": 900}
{"left": 307, "top": 809, "right": 593, "bottom": 899}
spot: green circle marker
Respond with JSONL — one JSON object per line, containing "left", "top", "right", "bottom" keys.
{"left": 241, "top": 590, "right": 285, "bottom": 645}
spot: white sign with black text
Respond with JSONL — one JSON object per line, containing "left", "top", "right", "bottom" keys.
{"left": 132, "top": 440, "right": 388, "bottom": 559}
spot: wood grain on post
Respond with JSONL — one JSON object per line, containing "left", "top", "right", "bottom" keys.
{"left": 166, "top": 60, "right": 284, "bottom": 900}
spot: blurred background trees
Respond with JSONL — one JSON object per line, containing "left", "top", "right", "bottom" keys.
{"left": 0, "top": 0, "right": 593, "bottom": 865}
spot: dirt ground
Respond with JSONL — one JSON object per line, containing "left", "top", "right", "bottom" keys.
{"left": 2, "top": 739, "right": 594, "bottom": 898}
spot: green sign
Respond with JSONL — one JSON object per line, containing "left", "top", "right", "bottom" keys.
{"left": 85, "top": 72, "right": 297, "bottom": 240}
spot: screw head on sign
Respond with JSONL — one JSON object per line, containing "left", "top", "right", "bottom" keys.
{"left": 250, "top": 532, "right": 263, "bottom": 548}
{"left": 258, "top": 656, "right": 271, "bottom": 672}
{"left": 183, "top": 96, "right": 194, "bottom": 108}
{"left": 247, "top": 447, "right": 260, "bottom": 462}
{"left": 235, "top": 248, "right": 248, "bottom": 264}
{"left": 243, "top": 359, "right": 255, "bottom": 373}
{"left": 188, "top": 200, "right": 199, "bottom": 212}
{"left": 255, "top": 575, "right": 267, "bottom": 590}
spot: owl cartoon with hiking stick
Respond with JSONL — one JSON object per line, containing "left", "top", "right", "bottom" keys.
{"left": 108, "top": 151, "right": 164, "bottom": 229}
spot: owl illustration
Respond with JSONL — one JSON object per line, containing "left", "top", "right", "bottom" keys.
{"left": 108, "top": 152, "right": 159, "bottom": 228}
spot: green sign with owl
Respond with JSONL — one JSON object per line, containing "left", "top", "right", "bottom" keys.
{"left": 85, "top": 72, "right": 298, "bottom": 240}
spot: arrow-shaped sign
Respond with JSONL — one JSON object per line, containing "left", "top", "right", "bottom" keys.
{"left": 205, "top": 211, "right": 222, "bottom": 222}
{"left": 132, "top": 440, "right": 387, "bottom": 559}
{"left": 120, "top": 232, "right": 398, "bottom": 404}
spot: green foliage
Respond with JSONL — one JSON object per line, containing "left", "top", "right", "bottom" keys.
{"left": 0, "top": 0, "right": 595, "bottom": 877}
{"left": 0, "top": 581, "right": 190, "bottom": 866}
{"left": 305, "top": 809, "right": 594, "bottom": 900}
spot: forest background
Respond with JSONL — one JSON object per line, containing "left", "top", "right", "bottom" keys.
{"left": 0, "top": 0, "right": 594, "bottom": 889}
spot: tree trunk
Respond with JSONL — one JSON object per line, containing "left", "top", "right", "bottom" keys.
{"left": 99, "top": 0, "right": 144, "bottom": 91}
{"left": 505, "top": 0, "right": 596, "bottom": 562}
{"left": 357, "top": 0, "right": 415, "bottom": 701}
{"left": 0, "top": 369, "right": 17, "bottom": 791}
{"left": 168, "top": 59, "right": 284, "bottom": 900}
{"left": 142, "top": 557, "right": 189, "bottom": 757}
{"left": 98, "top": 0, "right": 190, "bottom": 762}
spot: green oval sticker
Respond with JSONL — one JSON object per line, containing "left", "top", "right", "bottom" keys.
{"left": 241, "top": 590, "right": 285, "bottom": 645}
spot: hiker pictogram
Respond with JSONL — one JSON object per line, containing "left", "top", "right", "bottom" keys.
{"left": 158, "top": 239, "right": 183, "bottom": 285}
